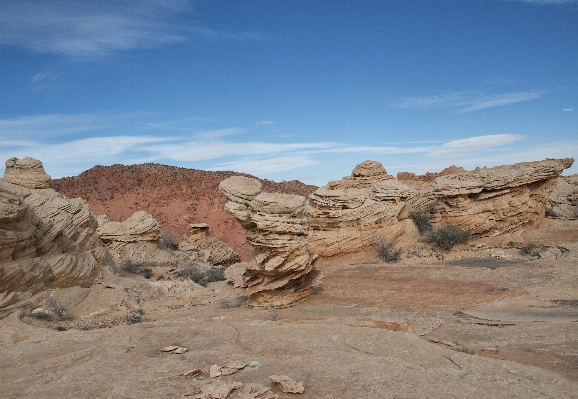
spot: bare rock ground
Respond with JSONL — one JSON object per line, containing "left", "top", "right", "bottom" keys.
{"left": 1, "top": 218, "right": 577, "bottom": 398}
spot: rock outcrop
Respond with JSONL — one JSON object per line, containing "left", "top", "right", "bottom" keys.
{"left": 178, "top": 223, "right": 240, "bottom": 265}
{"left": 0, "top": 158, "right": 104, "bottom": 296}
{"left": 547, "top": 175, "right": 578, "bottom": 220}
{"left": 307, "top": 161, "right": 419, "bottom": 256}
{"left": 97, "top": 211, "right": 180, "bottom": 267}
{"left": 404, "top": 158, "right": 575, "bottom": 236}
{"left": 219, "top": 176, "right": 320, "bottom": 308}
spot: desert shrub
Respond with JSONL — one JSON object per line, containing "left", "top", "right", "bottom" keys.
{"left": 521, "top": 243, "right": 540, "bottom": 256}
{"left": 375, "top": 233, "right": 402, "bottom": 263}
{"left": 121, "top": 260, "right": 153, "bottom": 279}
{"left": 162, "top": 232, "right": 179, "bottom": 251}
{"left": 429, "top": 224, "right": 470, "bottom": 250}
{"left": 176, "top": 265, "right": 226, "bottom": 286}
{"left": 409, "top": 211, "right": 433, "bottom": 235}
{"left": 45, "top": 294, "right": 71, "bottom": 321}
{"left": 127, "top": 309, "right": 144, "bottom": 325}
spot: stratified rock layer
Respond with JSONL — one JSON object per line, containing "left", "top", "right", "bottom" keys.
{"left": 97, "top": 211, "right": 179, "bottom": 267}
{"left": 219, "top": 176, "right": 320, "bottom": 308}
{"left": 0, "top": 158, "right": 104, "bottom": 295}
{"left": 308, "top": 161, "right": 419, "bottom": 256}
{"left": 547, "top": 174, "right": 578, "bottom": 220}
{"left": 179, "top": 223, "right": 240, "bottom": 265}
{"left": 404, "top": 158, "right": 575, "bottom": 236}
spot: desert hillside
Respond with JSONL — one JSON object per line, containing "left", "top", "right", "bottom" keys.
{"left": 51, "top": 164, "right": 317, "bottom": 260}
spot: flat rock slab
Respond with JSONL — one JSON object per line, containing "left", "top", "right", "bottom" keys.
{"left": 462, "top": 298, "right": 578, "bottom": 323}
{"left": 445, "top": 257, "right": 524, "bottom": 269}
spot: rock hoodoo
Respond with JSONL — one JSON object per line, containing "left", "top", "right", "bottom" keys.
{"left": 0, "top": 158, "right": 104, "bottom": 297}
{"left": 219, "top": 176, "right": 321, "bottom": 308}
{"left": 97, "top": 211, "right": 179, "bottom": 267}
{"left": 178, "top": 223, "right": 240, "bottom": 265}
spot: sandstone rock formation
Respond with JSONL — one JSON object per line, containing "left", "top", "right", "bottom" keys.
{"left": 52, "top": 164, "right": 318, "bottom": 262}
{"left": 219, "top": 176, "right": 320, "bottom": 308}
{"left": 178, "top": 223, "right": 240, "bottom": 265}
{"left": 404, "top": 158, "right": 575, "bottom": 237}
{"left": 97, "top": 211, "right": 180, "bottom": 267}
{"left": 0, "top": 158, "right": 104, "bottom": 297}
{"left": 547, "top": 174, "right": 578, "bottom": 220}
{"left": 307, "top": 162, "right": 419, "bottom": 256}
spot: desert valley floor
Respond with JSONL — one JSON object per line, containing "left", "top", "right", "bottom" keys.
{"left": 1, "top": 218, "right": 577, "bottom": 398}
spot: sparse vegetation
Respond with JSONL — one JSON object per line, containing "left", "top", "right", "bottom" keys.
{"left": 454, "top": 344, "right": 476, "bottom": 355}
{"left": 176, "top": 264, "right": 226, "bottom": 286}
{"left": 120, "top": 260, "right": 153, "bottom": 279}
{"left": 162, "top": 232, "right": 179, "bottom": 251}
{"left": 44, "top": 294, "right": 71, "bottom": 321}
{"left": 521, "top": 243, "right": 540, "bottom": 257}
{"left": 409, "top": 211, "right": 433, "bottom": 235}
{"left": 375, "top": 233, "right": 402, "bottom": 263}
{"left": 429, "top": 224, "right": 471, "bottom": 250}
{"left": 127, "top": 309, "right": 144, "bottom": 325}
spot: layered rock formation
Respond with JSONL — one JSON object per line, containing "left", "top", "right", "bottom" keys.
{"left": 547, "top": 175, "right": 578, "bottom": 220}
{"left": 178, "top": 223, "right": 240, "bottom": 265}
{"left": 404, "top": 158, "right": 575, "bottom": 236}
{"left": 308, "top": 162, "right": 418, "bottom": 256}
{"left": 0, "top": 158, "right": 105, "bottom": 296}
{"left": 219, "top": 176, "right": 320, "bottom": 308}
{"left": 97, "top": 211, "right": 180, "bottom": 267}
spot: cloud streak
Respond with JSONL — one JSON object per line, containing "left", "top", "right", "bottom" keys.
{"left": 392, "top": 90, "right": 547, "bottom": 112}
{"left": 427, "top": 134, "right": 524, "bottom": 159}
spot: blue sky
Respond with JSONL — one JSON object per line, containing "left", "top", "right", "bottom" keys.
{"left": 0, "top": 0, "right": 577, "bottom": 185}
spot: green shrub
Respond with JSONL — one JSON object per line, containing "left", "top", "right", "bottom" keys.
{"left": 520, "top": 243, "right": 540, "bottom": 256}
{"left": 409, "top": 211, "right": 433, "bottom": 235}
{"left": 429, "top": 224, "right": 470, "bottom": 250}
{"left": 375, "top": 233, "right": 402, "bottom": 263}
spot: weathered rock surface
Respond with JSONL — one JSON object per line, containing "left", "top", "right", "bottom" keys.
{"left": 0, "top": 158, "right": 104, "bottom": 296}
{"left": 179, "top": 223, "right": 241, "bottom": 265}
{"left": 307, "top": 161, "right": 419, "bottom": 256}
{"left": 404, "top": 158, "right": 575, "bottom": 237}
{"left": 547, "top": 174, "right": 578, "bottom": 220}
{"left": 97, "top": 211, "right": 180, "bottom": 267}
{"left": 219, "top": 177, "right": 320, "bottom": 308}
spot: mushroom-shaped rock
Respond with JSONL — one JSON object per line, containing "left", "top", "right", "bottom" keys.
{"left": 219, "top": 176, "right": 262, "bottom": 205}
{"left": 2, "top": 157, "right": 51, "bottom": 189}
{"left": 219, "top": 176, "right": 320, "bottom": 308}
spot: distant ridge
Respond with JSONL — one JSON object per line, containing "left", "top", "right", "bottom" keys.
{"left": 52, "top": 163, "right": 317, "bottom": 261}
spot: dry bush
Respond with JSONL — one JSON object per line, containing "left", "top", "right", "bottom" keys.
{"left": 121, "top": 260, "right": 153, "bottom": 279}
{"left": 375, "top": 233, "right": 402, "bottom": 263}
{"left": 429, "top": 224, "right": 470, "bottom": 250}
{"left": 162, "top": 232, "right": 179, "bottom": 250}
{"left": 409, "top": 211, "right": 433, "bottom": 235}
{"left": 44, "top": 294, "right": 71, "bottom": 321}
{"left": 176, "top": 264, "right": 226, "bottom": 287}
{"left": 521, "top": 243, "right": 540, "bottom": 256}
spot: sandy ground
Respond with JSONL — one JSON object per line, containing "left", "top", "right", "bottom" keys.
{"left": 1, "top": 219, "right": 577, "bottom": 398}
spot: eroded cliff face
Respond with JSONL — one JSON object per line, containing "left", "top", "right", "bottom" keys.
{"left": 219, "top": 176, "right": 321, "bottom": 308}
{"left": 547, "top": 174, "right": 578, "bottom": 220}
{"left": 0, "top": 158, "right": 106, "bottom": 299}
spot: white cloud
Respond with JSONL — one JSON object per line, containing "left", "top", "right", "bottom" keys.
{"left": 563, "top": 108, "right": 574, "bottom": 111}
{"left": 392, "top": 90, "right": 547, "bottom": 112}
{"left": 0, "top": 1, "right": 190, "bottom": 58}
{"left": 427, "top": 134, "right": 524, "bottom": 159}
{"left": 214, "top": 156, "right": 320, "bottom": 175}
{"left": 0, "top": 114, "right": 99, "bottom": 140}
{"left": 255, "top": 121, "right": 276, "bottom": 125}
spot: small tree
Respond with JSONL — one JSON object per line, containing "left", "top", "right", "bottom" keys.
{"left": 375, "top": 233, "right": 402, "bottom": 263}
{"left": 429, "top": 224, "right": 470, "bottom": 250}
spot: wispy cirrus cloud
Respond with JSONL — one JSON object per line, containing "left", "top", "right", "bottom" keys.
{"left": 563, "top": 108, "right": 574, "bottom": 111}
{"left": 255, "top": 121, "right": 276, "bottom": 125}
{"left": 214, "top": 156, "right": 321, "bottom": 175}
{"left": 392, "top": 90, "right": 548, "bottom": 112}
{"left": 0, "top": 0, "right": 191, "bottom": 58}
{"left": 427, "top": 134, "right": 524, "bottom": 159}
